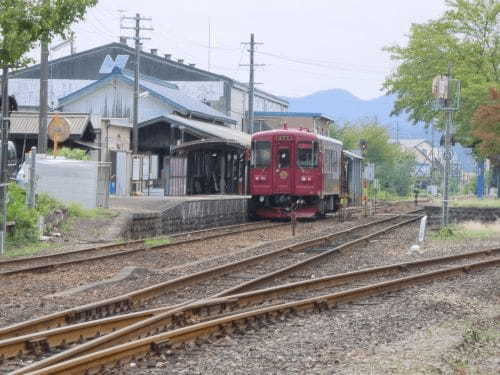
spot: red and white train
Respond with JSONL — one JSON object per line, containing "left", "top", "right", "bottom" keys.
{"left": 249, "top": 126, "right": 362, "bottom": 219}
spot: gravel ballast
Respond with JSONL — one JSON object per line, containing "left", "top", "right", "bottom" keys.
{"left": 117, "top": 225, "right": 500, "bottom": 375}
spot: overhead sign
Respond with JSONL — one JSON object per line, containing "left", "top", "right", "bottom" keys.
{"left": 99, "top": 54, "right": 130, "bottom": 74}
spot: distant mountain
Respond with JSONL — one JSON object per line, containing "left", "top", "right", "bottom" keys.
{"left": 286, "top": 89, "right": 475, "bottom": 171}
{"left": 285, "top": 89, "right": 431, "bottom": 139}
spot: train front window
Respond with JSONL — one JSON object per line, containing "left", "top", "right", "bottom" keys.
{"left": 297, "top": 141, "right": 318, "bottom": 168}
{"left": 251, "top": 141, "right": 271, "bottom": 168}
{"left": 277, "top": 148, "right": 290, "bottom": 168}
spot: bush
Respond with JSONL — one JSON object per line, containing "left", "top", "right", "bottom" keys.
{"left": 7, "top": 184, "right": 39, "bottom": 243}
{"left": 48, "top": 147, "right": 90, "bottom": 160}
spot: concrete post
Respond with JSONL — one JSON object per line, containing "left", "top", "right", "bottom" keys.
{"left": 0, "top": 66, "right": 9, "bottom": 254}
{"left": 27, "top": 147, "right": 37, "bottom": 208}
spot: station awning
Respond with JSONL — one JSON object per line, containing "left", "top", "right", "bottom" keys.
{"left": 172, "top": 139, "right": 247, "bottom": 154}
{"left": 139, "top": 114, "right": 251, "bottom": 148}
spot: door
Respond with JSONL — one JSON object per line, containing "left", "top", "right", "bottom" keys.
{"left": 273, "top": 141, "right": 293, "bottom": 193}
{"left": 168, "top": 156, "right": 188, "bottom": 196}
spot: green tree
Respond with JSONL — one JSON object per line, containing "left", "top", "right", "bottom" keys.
{"left": 330, "top": 121, "right": 417, "bottom": 197}
{"left": 383, "top": 0, "right": 500, "bottom": 146}
{"left": 0, "top": 0, "right": 98, "bottom": 67}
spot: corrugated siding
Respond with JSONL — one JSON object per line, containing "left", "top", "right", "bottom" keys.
{"left": 348, "top": 157, "right": 363, "bottom": 206}
{"left": 61, "top": 79, "right": 175, "bottom": 123}
{"left": 167, "top": 156, "right": 187, "bottom": 196}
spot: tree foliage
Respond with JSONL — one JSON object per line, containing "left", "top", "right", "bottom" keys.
{"left": 472, "top": 88, "right": 500, "bottom": 160}
{"left": 383, "top": 0, "right": 500, "bottom": 146}
{"left": 0, "top": 0, "right": 98, "bottom": 67}
{"left": 330, "top": 121, "right": 417, "bottom": 196}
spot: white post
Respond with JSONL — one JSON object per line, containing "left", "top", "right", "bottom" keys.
{"left": 418, "top": 215, "right": 428, "bottom": 243}
{"left": 27, "top": 147, "right": 37, "bottom": 208}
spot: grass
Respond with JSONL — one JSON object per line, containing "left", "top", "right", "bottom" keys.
{"left": 450, "top": 197, "right": 500, "bottom": 208}
{"left": 66, "top": 203, "right": 118, "bottom": 220}
{"left": 3, "top": 241, "right": 62, "bottom": 258}
{"left": 431, "top": 221, "right": 500, "bottom": 240}
{"left": 144, "top": 236, "right": 171, "bottom": 247}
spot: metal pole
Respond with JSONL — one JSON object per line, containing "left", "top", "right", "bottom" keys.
{"left": 132, "top": 13, "right": 140, "bottom": 154}
{"left": 28, "top": 147, "right": 37, "bottom": 208}
{"left": 442, "top": 66, "right": 452, "bottom": 227}
{"left": 38, "top": 40, "right": 49, "bottom": 154}
{"left": 0, "top": 66, "right": 10, "bottom": 254}
{"left": 248, "top": 33, "right": 255, "bottom": 134}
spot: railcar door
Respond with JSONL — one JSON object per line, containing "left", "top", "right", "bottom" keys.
{"left": 273, "top": 137, "right": 293, "bottom": 193}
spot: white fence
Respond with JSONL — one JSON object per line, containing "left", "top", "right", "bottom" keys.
{"left": 18, "top": 155, "right": 111, "bottom": 209}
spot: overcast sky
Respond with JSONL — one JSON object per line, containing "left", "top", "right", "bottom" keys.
{"left": 35, "top": 0, "right": 448, "bottom": 100}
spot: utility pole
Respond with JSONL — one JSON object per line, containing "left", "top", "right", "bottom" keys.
{"left": 121, "top": 13, "right": 153, "bottom": 154}
{"left": 0, "top": 66, "right": 9, "bottom": 254}
{"left": 38, "top": 40, "right": 49, "bottom": 154}
{"left": 241, "top": 34, "right": 263, "bottom": 134}
{"left": 248, "top": 33, "right": 255, "bottom": 134}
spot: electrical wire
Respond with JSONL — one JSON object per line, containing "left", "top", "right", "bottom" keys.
{"left": 256, "top": 50, "right": 390, "bottom": 75}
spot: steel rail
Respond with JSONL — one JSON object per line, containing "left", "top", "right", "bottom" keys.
{"left": 0, "top": 214, "right": 407, "bottom": 340}
{"left": 1, "top": 246, "right": 497, "bottom": 368}
{"left": 18, "top": 257, "right": 499, "bottom": 375}
{"left": 214, "top": 215, "right": 422, "bottom": 297}
{"left": 0, "top": 240, "right": 144, "bottom": 268}
{"left": 0, "top": 221, "right": 290, "bottom": 276}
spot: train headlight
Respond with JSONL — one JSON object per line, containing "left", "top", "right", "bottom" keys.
{"left": 259, "top": 196, "right": 265, "bottom": 202}
{"left": 300, "top": 176, "right": 307, "bottom": 182}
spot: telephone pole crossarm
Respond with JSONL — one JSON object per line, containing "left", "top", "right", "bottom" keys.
{"left": 120, "top": 13, "right": 154, "bottom": 154}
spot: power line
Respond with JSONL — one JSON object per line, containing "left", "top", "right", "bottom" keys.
{"left": 255, "top": 50, "right": 389, "bottom": 74}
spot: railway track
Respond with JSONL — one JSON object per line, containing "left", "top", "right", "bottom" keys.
{"left": 6, "top": 248, "right": 498, "bottom": 374}
{"left": 0, "top": 220, "right": 290, "bottom": 276}
{"left": 0, "top": 212, "right": 417, "bottom": 342}
{"left": 0, "top": 213, "right": 422, "bottom": 370}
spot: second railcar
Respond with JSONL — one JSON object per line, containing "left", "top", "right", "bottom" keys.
{"left": 249, "top": 127, "right": 343, "bottom": 219}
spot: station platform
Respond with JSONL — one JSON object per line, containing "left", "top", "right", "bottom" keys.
{"left": 110, "top": 194, "right": 250, "bottom": 214}
{"left": 109, "top": 194, "right": 250, "bottom": 239}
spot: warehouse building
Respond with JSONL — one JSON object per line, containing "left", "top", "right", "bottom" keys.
{"left": 10, "top": 40, "right": 288, "bottom": 130}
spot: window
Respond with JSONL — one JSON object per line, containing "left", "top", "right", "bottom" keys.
{"left": 297, "top": 141, "right": 319, "bottom": 168}
{"left": 277, "top": 148, "right": 290, "bottom": 168}
{"left": 251, "top": 141, "right": 271, "bottom": 168}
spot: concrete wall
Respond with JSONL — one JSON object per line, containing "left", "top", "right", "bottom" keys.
{"left": 125, "top": 197, "right": 249, "bottom": 239}
{"left": 424, "top": 205, "right": 500, "bottom": 225}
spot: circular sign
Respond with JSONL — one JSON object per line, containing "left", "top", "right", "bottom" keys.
{"left": 48, "top": 116, "right": 71, "bottom": 143}
{"left": 279, "top": 170, "right": 288, "bottom": 179}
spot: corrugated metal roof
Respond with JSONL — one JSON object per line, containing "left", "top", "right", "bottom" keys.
{"left": 9, "top": 112, "right": 92, "bottom": 136}
{"left": 58, "top": 70, "right": 236, "bottom": 124}
{"left": 167, "top": 114, "right": 250, "bottom": 147}
{"left": 139, "top": 114, "right": 250, "bottom": 147}
{"left": 122, "top": 72, "right": 234, "bottom": 123}
{"left": 343, "top": 150, "right": 363, "bottom": 160}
